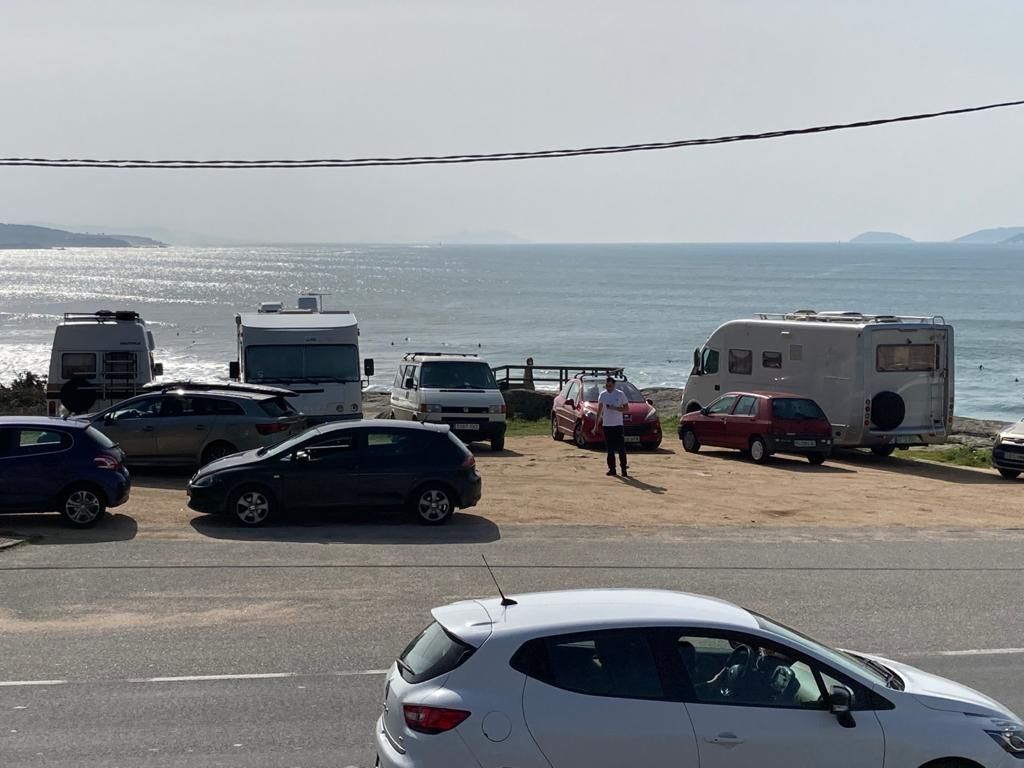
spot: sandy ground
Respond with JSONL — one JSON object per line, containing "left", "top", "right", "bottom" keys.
{"left": 1, "top": 436, "right": 1021, "bottom": 545}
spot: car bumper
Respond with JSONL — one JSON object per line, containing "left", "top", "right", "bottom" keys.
{"left": 765, "top": 436, "right": 833, "bottom": 455}
{"left": 186, "top": 483, "right": 228, "bottom": 514}
{"left": 993, "top": 444, "right": 1024, "bottom": 472}
{"left": 375, "top": 714, "right": 482, "bottom": 768}
{"left": 437, "top": 419, "right": 505, "bottom": 443}
{"left": 108, "top": 472, "right": 131, "bottom": 508}
{"left": 460, "top": 474, "right": 482, "bottom": 509}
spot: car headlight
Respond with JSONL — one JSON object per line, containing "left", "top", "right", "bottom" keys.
{"left": 981, "top": 718, "right": 1024, "bottom": 756}
{"left": 644, "top": 407, "right": 659, "bottom": 422}
{"left": 583, "top": 409, "right": 597, "bottom": 419}
{"left": 994, "top": 434, "right": 1004, "bottom": 447}
{"left": 190, "top": 474, "right": 215, "bottom": 488}
{"left": 420, "top": 404, "right": 443, "bottom": 414}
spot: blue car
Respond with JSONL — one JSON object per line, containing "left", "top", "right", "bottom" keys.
{"left": 0, "top": 417, "right": 130, "bottom": 527}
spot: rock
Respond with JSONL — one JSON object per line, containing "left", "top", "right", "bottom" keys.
{"left": 503, "top": 388, "right": 555, "bottom": 421}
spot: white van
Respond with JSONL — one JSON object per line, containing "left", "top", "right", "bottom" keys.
{"left": 682, "top": 311, "right": 954, "bottom": 454}
{"left": 46, "top": 310, "right": 163, "bottom": 416}
{"left": 231, "top": 296, "right": 374, "bottom": 424}
{"left": 389, "top": 353, "right": 507, "bottom": 450}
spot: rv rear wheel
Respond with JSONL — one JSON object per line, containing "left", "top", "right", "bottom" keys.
{"left": 871, "top": 444, "right": 896, "bottom": 458}
{"left": 999, "top": 468, "right": 1021, "bottom": 480}
{"left": 749, "top": 437, "right": 770, "bottom": 464}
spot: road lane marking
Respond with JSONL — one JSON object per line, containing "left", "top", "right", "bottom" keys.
{"left": 0, "top": 670, "right": 389, "bottom": 688}
{"left": 143, "top": 673, "right": 298, "bottom": 683}
{"left": 935, "top": 648, "right": 1024, "bottom": 657}
{"left": 0, "top": 680, "right": 67, "bottom": 687}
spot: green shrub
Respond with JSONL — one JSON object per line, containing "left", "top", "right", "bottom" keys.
{"left": 0, "top": 371, "right": 47, "bottom": 415}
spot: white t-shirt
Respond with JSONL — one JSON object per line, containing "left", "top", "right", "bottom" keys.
{"left": 598, "top": 388, "right": 629, "bottom": 427}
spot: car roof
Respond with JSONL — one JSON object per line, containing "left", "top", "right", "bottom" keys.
{"left": 435, "top": 589, "right": 758, "bottom": 644}
{"left": 410, "top": 355, "right": 489, "bottom": 363}
{"left": 721, "top": 391, "right": 813, "bottom": 400}
{"left": 309, "top": 419, "right": 452, "bottom": 437}
{"left": 0, "top": 416, "right": 89, "bottom": 430}
{"left": 135, "top": 388, "right": 277, "bottom": 402}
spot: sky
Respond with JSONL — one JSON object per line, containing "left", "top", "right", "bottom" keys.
{"left": 1, "top": 0, "right": 1022, "bottom": 243}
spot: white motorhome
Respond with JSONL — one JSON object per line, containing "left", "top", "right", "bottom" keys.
{"left": 682, "top": 310, "right": 954, "bottom": 454}
{"left": 230, "top": 296, "right": 374, "bottom": 424}
{"left": 46, "top": 310, "right": 163, "bottom": 416}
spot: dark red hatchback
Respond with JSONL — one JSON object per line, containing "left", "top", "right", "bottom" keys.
{"left": 678, "top": 392, "right": 833, "bottom": 464}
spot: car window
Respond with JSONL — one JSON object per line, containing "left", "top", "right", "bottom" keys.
{"left": 673, "top": 632, "right": 825, "bottom": 710}
{"left": 62, "top": 352, "right": 97, "bottom": 379}
{"left": 762, "top": 351, "right": 783, "bottom": 369}
{"left": 583, "top": 380, "right": 645, "bottom": 403}
{"left": 728, "top": 349, "right": 753, "bottom": 375}
{"left": 364, "top": 430, "right": 425, "bottom": 458}
{"left": 399, "top": 622, "right": 475, "bottom": 684}
{"left": 207, "top": 397, "right": 245, "bottom": 416}
{"left": 876, "top": 344, "right": 937, "bottom": 372}
{"left": 258, "top": 397, "right": 294, "bottom": 417}
{"left": 559, "top": 381, "right": 573, "bottom": 398}
{"left": 513, "top": 629, "right": 665, "bottom": 701}
{"left": 110, "top": 396, "right": 162, "bottom": 420}
{"left": 707, "top": 395, "right": 738, "bottom": 415}
{"left": 771, "top": 398, "right": 827, "bottom": 420}
{"left": 702, "top": 348, "right": 720, "bottom": 375}
{"left": 0, "top": 427, "right": 14, "bottom": 458}
{"left": 302, "top": 433, "right": 356, "bottom": 462}
{"left": 16, "top": 429, "right": 72, "bottom": 455}
{"left": 419, "top": 362, "right": 498, "bottom": 390}
{"left": 85, "top": 426, "right": 117, "bottom": 449}
{"left": 734, "top": 395, "right": 759, "bottom": 416}
{"left": 566, "top": 382, "right": 580, "bottom": 403}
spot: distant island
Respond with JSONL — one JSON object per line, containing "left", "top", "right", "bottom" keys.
{"left": 850, "top": 231, "right": 914, "bottom": 244}
{"left": 953, "top": 226, "right": 1024, "bottom": 245}
{"left": 1004, "top": 232, "right": 1024, "bottom": 245}
{"left": 0, "top": 223, "right": 166, "bottom": 249}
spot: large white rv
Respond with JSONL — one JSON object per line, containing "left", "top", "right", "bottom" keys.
{"left": 46, "top": 310, "right": 163, "bottom": 415}
{"left": 682, "top": 311, "right": 954, "bottom": 453}
{"left": 230, "top": 296, "right": 374, "bottom": 423}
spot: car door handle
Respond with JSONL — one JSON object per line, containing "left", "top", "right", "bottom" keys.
{"left": 142, "top": 426, "right": 155, "bottom": 432}
{"left": 705, "top": 732, "right": 744, "bottom": 745}
{"left": 194, "top": 425, "right": 206, "bottom": 431}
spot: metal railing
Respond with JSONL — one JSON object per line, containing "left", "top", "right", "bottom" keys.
{"left": 491, "top": 364, "right": 625, "bottom": 391}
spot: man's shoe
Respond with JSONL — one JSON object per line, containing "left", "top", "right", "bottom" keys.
{"left": 621, "top": 468, "right": 629, "bottom": 477}
{"left": 606, "top": 469, "right": 617, "bottom": 477}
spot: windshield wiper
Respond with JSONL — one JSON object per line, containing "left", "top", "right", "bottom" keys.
{"left": 854, "top": 655, "right": 903, "bottom": 690}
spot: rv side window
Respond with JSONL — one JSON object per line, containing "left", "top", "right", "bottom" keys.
{"left": 701, "top": 348, "right": 720, "bottom": 375}
{"left": 728, "top": 349, "right": 753, "bottom": 375}
{"left": 62, "top": 353, "right": 97, "bottom": 379}
{"left": 762, "top": 351, "right": 783, "bottom": 369}
{"left": 876, "top": 344, "right": 937, "bottom": 373}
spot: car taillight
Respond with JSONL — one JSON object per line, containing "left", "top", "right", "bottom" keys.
{"left": 256, "top": 423, "right": 291, "bottom": 435}
{"left": 403, "top": 705, "right": 471, "bottom": 734}
{"left": 94, "top": 456, "right": 120, "bottom": 471}
{"left": 462, "top": 454, "right": 476, "bottom": 469}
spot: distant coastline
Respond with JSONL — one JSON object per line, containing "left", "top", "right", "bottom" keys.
{"left": 0, "top": 223, "right": 167, "bottom": 250}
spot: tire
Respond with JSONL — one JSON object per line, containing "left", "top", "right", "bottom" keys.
{"left": 229, "top": 486, "right": 275, "bottom": 527}
{"left": 59, "top": 484, "right": 106, "bottom": 528}
{"left": 749, "top": 437, "right": 770, "bottom": 464}
{"left": 491, "top": 434, "right": 505, "bottom": 451}
{"left": 918, "top": 760, "right": 981, "bottom": 768}
{"left": 643, "top": 438, "right": 663, "bottom": 450}
{"left": 573, "top": 421, "right": 589, "bottom": 449}
{"left": 999, "top": 468, "right": 1021, "bottom": 480}
{"left": 871, "top": 444, "right": 897, "bottom": 458}
{"left": 681, "top": 428, "right": 701, "bottom": 453}
{"left": 551, "top": 416, "right": 564, "bottom": 441}
{"left": 410, "top": 485, "right": 455, "bottom": 525}
{"left": 807, "top": 453, "right": 827, "bottom": 465}
{"left": 201, "top": 441, "right": 237, "bottom": 466}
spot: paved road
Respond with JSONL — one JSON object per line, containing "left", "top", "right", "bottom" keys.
{"left": 2, "top": 525, "right": 1024, "bottom": 767}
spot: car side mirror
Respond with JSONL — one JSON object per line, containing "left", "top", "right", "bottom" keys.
{"left": 829, "top": 685, "right": 856, "bottom": 728}
{"left": 364, "top": 358, "right": 375, "bottom": 377}
{"left": 228, "top": 361, "right": 240, "bottom": 380}
{"left": 646, "top": 399, "right": 654, "bottom": 406}
{"left": 153, "top": 362, "right": 164, "bottom": 377}
{"left": 404, "top": 377, "right": 415, "bottom": 390}
{"left": 700, "top": 407, "right": 710, "bottom": 416}
{"left": 294, "top": 449, "right": 311, "bottom": 462}
{"left": 692, "top": 348, "right": 702, "bottom": 375}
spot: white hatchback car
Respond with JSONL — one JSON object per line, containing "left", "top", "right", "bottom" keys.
{"left": 375, "top": 589, "right": 1024, "bottom": 767}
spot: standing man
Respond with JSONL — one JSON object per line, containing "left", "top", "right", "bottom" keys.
{"left": 594, "top": 375, "right": 629, "bottom": 477}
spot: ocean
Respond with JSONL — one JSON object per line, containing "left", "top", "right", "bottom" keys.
{"left": 1, "top": 242, "right": 1022, "bottom": 420}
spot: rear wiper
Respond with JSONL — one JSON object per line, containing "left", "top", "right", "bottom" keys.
{"left": 395, "top": 657, "right": 414, "bottom": 677}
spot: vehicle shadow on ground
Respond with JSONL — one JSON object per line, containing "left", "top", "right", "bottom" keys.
{"left": 190, "top": 509, "right": 501, "bottom": 544}
{"left": 701, "top": 450, "right": 856, "bottom": 474}
{"left": 831, "top": 451, "right": 1007, "bottom": 485}
{"left": 0, "top": 513, "right": 138, "bottom": 545}
{"left": 128, "top": 468, "right": 193, "bottom": 491}
{"left": 469, "top": 445, "right": 526, "bottom": 458}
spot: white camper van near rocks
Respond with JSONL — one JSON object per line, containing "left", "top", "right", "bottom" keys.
{"left": 682, "top": 311, "right": 954, "bottom": 455}
{"left": 46, "top": 310, "right": 163, "bottom": 416}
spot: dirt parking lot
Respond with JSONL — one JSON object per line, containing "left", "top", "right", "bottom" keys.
{"left": 2, "top": 437, "right": 1021, "bottom": 544}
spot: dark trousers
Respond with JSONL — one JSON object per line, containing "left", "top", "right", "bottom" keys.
{"left": 604, "top": 426, "right": 627, "bottom": 471}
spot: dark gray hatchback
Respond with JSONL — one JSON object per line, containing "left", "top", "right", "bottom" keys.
{"left": 186, "top": 421, "right": 482, "bottom": 526}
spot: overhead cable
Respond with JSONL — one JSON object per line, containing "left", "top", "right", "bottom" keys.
{"left": 1, "top": 98, "right": 1022, "bottom": 169}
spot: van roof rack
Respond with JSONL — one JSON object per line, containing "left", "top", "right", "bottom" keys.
{"left": 141, "top": 380, "right": 298, "bottom": 397}
{"left": 755, "top": 311, "right": 946, "bottom": 325}
{"left": 402, "top": 352, "right": 480, "bottom": 360}
{"left": 63, "top": 310, "right": 141, "bottom": 322}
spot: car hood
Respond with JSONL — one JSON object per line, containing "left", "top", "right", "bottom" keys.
{"left": 860, "top": 652, "right": 1019, "bottom": 720}
{"left": 195, "top": 448, "right": 261, "bottom": 476}
{"left": 416, "top": 388, "right": 505, "bottom": 407}
{"left": 998, "top": 420, "right": 1024, "bottom": 440}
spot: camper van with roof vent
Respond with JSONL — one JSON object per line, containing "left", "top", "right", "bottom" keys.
{"left": 46, "top": 310, "right": 163, "bottom": 416}
{"left": 682, "top": 311, "right": 954, "bottom": 455}
{"left": 229, "top": 295, "right": 374, "bottom": 424}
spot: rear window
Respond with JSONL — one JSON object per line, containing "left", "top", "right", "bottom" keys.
{"left": 398, "top": 622, "right": 475, "bottom": 684}
{"left": 85, "top": 426, "right": 117, "bottom": 449}
{"left": 259, "top": 397, "right": 297, "bottom": 417}
{"left": 771, "top": 398, "right": 827, "bottom": 420}
{"left": 876, "top": 344, "right": 937, "bottom": 372}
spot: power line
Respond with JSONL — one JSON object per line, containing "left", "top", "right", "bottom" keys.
{"left": 2, "top": 98, "right": 1022, "bottom": 169}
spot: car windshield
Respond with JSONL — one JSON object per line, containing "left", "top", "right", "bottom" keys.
{"left": 771, "top": 398, "right": 827, "bottom": 420}
{"left": 753, "top": 612, "right": 893, "bottom": 687}
{"left": 257, "top": 428, "right": 319, "bottom": 457}
{"left": 420, "top": 362, "right": 498, "bottom": 390}
{"left": 245, "top": 344, "right": 360, "bottom": 382}
{"left": 582, "top": 380, "right": 645, "bottom": 403}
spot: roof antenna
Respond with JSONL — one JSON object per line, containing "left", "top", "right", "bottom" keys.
{"left": 481, "top": 554, "right": 517, "bottom": 607}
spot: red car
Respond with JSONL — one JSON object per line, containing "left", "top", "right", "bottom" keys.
{"left": 678, "top": 392, "right": 833, "bottom": 464}
{"left": 551, "top": 376, "right": 663, "bottom": 449}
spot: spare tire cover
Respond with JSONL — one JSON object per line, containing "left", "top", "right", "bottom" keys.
{"left": 870, "top": 391, "right": 905, "bottom": 431}
{"left": 60, "top": 377, "right": 98, "bottom": 415}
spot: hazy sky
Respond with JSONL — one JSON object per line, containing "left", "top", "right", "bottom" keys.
{"left": 1, "top": 0, "right": 1022, "bottom": 243}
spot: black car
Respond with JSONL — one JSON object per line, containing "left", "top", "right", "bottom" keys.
{"left": 0, "top": 416, "right": 130, "bottom": 527}
{"left": 186, "top": 421, "right": 482, "bottom": 526}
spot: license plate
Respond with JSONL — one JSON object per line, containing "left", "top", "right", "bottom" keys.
{"left": 455, "top": 423, "right": 479, "bottom": 430}
{"left": 895, "top": 436, "right": 917, "bottom": 444}
{"left": 625, "top": 436, "right": 642, "bottom": 443}
{"left": 794, "top": 440, "right": 816, "bottom": 448}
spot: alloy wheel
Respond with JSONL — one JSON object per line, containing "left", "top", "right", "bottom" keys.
{"left": 417, "top": 489, "right": 451, "bottom": 523}
{"left": 235, "top": 490, "right": 270, "bottom": 525}
{"left": 65, "top": 490, "right": 102, "bottom": 525}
